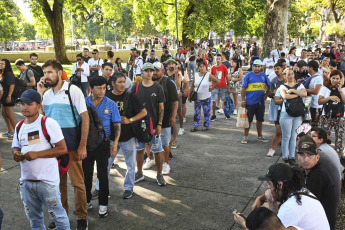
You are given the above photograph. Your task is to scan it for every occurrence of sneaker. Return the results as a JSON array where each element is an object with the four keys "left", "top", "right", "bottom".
[
  {"left": 7, "top": 133, "right": 13, "bottom": 140},
  {"left": 233, "top": 109, "right": 238, "bottom": 115},
  {"left": 48, "top": 221, "right": 56, "bottom": 230},
  {"left": 76, "top": 219, "right": 88, "bottom": 230},
  {"left": 171, "top": 140, "right": 177, "bottom": 149},
  {"left": 162, "top": 162, "right": 171, "bottom": 175},
  {"left": 211, "top": 115, "right": 217, "bottom": 121},
  {"left": 87, "top": 203, "right": 93, "bottom": 211},
  {"left": 111, "top": 163, "right": 116, "bottom": 169},
  {"left": 183, "top": 117, "right": 186, "bottom": 123},
  {"left": 257, "top": 136, "right": 269, "bottom": 143},
  {"left": 241, "top": 136, "right": 248, "bottom": 144},
  {"left": 169, "top": 152, "right": 173, "bottom": 159},
  {"left": 91, "top": 189, "right": 99, "bottom": 200},
  {"left": 135, "top": 172, "right": 144, "bottom": 183},
  {"left": 217, "top": 108, "right": 224, "bottom": 114},
  {"left": 123, "top": 190, "right": 133, "bottom": 199},
  {"left": 282, "top": 158, "right": 289, "bottom": 163},
  {"left": 178, "top": 128, "right": 185, "bottom": 135},
  {"left": 156, "top": 173, "right": 166, "bottom": 186},
  {"left": 143, "top": 157, "right": 155, "bottom": 169},
  {"left": 1, "top": 131, "right": 10, "bottom": 137},
  {"left": 225, "top": 114, "right": 231, "bottom": 119},
  {"left": 98, "top": 205, "right": 108, "bottom": 218},
  {"left": 289, "top": 158, "right": 298, "bottom": 166},
  {"left": 267, "top": 148, "right": 275, "bottom": 157}
]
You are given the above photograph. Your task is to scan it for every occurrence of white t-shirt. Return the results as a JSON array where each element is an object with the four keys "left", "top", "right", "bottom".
[
  {"left": 194, "top": 72, "right": 211, "bottom": 100},
  {"left": 72, "top": 62, "right": 90, "bottom": 83},
  {"left": 271, "top": 48, "right": 288, "bottom": 62},
  {"left": 134, "top": 56, "right": 143, "bottom": 75},
  {"left": 12, "top": 115, "right": 64, "bottom": 185},
  {"left": 269, "top": 71, "right": 277, "bottom": 82},
  {"left": 263, "top": 57, "right": 275, "bottom": 76},
  {"left": 318, "top": 86, "right": 345, "bottom": 116},
  {"left": 309, "top": 74, "right": 323, "bottom": 108},
  {"left": 300, "top": 58, "right": 309, "bottom": 64},
  {"left": 278, "top": 191, "right": 330, "bottom": 230},
  {"left": 276, "top": 84, "right": 305, "bottom": 113},
  {"left": 318, "top": 67, "right": 328, "bottom": 76},
  {"left": 88, "top": 58, "right": 103, "bottom": 76}
]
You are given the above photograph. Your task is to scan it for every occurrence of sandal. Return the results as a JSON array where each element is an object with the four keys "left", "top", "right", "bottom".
[
  {"left": 202, "top": 127, "right": 209, "bottom": 132},
  {"left": 191, "top": 128, "right": 199, "bottom": 132}
]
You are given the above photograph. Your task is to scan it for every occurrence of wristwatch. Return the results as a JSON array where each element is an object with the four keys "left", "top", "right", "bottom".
[{"left": 129, "top": 118, "right": 133, "bottom": 123}]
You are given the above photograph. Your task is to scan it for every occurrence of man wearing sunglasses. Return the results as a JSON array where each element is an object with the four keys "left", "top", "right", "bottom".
[
  {"left": 89, "top": 49, "right": 103, "bottom": 78},
  {"left": 72, "top": 53, "right": 90, "bottom": 97}
]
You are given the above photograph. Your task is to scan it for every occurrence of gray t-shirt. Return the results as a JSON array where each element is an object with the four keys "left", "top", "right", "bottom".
[{"left": 20, "top": 69, "right": 35, "bottom": 89}]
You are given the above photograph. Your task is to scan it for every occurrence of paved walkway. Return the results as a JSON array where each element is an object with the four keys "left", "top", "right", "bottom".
[{"left": 0, "top": 81, "right": 282, "bottom": 230}]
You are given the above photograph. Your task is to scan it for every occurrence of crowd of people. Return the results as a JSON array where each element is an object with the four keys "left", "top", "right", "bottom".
[{"left": 0, "top": 40, "right": 344, "bottom": 230}]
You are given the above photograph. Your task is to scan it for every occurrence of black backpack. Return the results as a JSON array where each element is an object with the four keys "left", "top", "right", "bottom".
[
  {"left": 12, "top": 76, "right": 28, "bottom": 99},
  {"left": 323, "top": 87, "right": 344, "bottom": 118},
  {"left": 66, "top": 84, "right": 106, "bottom": 152},
  {"left": 90, "top": 59, "right": 100, "bottom": 78},
  {"left": 27, "top": 66, "right": 43, "bottom": 90},
  {"left": 284, "top": 84, "right": 306, "bottom": 117}
]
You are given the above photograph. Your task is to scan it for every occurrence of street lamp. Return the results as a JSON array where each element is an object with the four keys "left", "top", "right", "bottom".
[
  {"left": 164, "top": 0, "right": 178, "bottom": 49},
  {"left": 113, "top": 22, "right": 117, "bottom": 50},
  {"left": 100, "top": 12, "right": 105, "bottom": 46}
]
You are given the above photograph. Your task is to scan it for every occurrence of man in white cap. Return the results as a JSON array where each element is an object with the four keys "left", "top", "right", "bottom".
[
  {"left": 270, "top": 42, "right": 287, "bottom": 63},
  {"left": 241, "top": 59, "right": 271, "bottom": 144}
]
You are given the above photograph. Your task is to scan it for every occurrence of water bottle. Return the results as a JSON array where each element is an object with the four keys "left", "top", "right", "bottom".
[{"left": 141, "top": 120, "right": 146, "bottom": 131}]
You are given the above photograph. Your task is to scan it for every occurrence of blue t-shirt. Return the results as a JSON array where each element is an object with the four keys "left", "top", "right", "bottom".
[
  {"left": 242, "top": 72, "right": 271, "bottom": 105},
  {"left": 85, "top": 96, "right": 121, "bottom": 138}
]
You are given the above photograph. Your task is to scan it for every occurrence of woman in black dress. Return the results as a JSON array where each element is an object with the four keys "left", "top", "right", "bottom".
[{"left": 0, "top": 59, "right": 17, "bottom": 139}]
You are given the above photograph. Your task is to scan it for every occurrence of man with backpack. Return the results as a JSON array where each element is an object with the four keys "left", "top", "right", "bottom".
[
  {"left": 37, "top": 59, "right": 90, "bottom": 230},
  {"left": 27, "top": 53, "right": 44, "bottom": 89},
  {"left": 89, "top": 49, "right": 103, "bottom": 78},
  {"left": 84, "top": 76, "right": 121, "bottom": 218},
  {"left": 12, "top": 89, "right": 70, "bottom": 229},
  {"left": 92, "top": 73, "right": 147, "bottom": 200},
  {"left": 132, "top": 62, "right": 166, "bottom": 186},
  {"left": 305, "top": 60, "right": 323, "bottom": 128},
  {"left": 15, "top": 59, "right": 36, "bottom": 89}
]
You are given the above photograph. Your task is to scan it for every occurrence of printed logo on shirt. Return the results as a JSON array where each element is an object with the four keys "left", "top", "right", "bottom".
[
  {"left": 104, "top": 107, "right": 110, "bottom": 114},
  {"left": 28, "top": 131, "right": 40, "bottom": 145},
  {"left": 116, "top": 101, "right": 124, "bottom": 112},
  {"left": 151, "top": 93, "right": 157, "bottom": 97},
  {"left": 216, "top": 71, "right": 222, "bottom": 80}
]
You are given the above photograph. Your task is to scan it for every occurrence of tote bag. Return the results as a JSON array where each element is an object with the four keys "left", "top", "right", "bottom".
[{"left": 236, "top": 107, "right": 249, "bottom": 128}]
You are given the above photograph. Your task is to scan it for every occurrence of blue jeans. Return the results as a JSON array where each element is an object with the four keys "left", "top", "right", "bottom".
[
  {"left": 279, "top": 112, "right": 302, "bottom": 159},
  {"left": 96, "top": 138, "right": 137, "bottom": 191},
  {"left": 81, "top": 82, "right": 88, "bottom": 98},
  {"left": 20, "top": 181, "right": 70, "bottom": 230},
  {"left": 188, "top": 63, "right": 196, "bottom": 80}
]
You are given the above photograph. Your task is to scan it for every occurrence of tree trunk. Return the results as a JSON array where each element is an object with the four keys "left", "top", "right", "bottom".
[
  {"left": 318, "top": 8, "right": 330, "bottom": 44},
  {"left": 261, "top": 0, "right": 289, "bottom": 60},
  {"left": 181, "top": 1, "right": 194, "bottom": 47},
  {"left": 39, "top": 0, "right": 69, "bottom": 64}
]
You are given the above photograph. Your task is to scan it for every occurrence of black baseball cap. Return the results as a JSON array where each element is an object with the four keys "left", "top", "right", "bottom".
[
  {"left": 296, "top": 135, "right": 318, "bottom": 155},
  {"left": 258, "top": 163, "right": 294, "bottom": 182}
]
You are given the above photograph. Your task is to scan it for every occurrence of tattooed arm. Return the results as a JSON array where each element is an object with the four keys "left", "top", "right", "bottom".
[
  {"left": 110, "top": 123, "right": 121, "bottom": 157},
  {"left": 156, "top": 102, "right": 164, "bottom": 135}
]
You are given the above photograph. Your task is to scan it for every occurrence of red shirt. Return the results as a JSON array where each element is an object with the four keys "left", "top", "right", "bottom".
[
  {"left": 211, "top": 64, "right": 228, "bottom": 88},
  {"left": 181, "top": 49, "right": 187, "bottom": 55}
]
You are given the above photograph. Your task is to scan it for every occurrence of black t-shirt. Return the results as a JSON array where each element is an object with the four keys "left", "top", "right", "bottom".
[
  {"left": 106, "top": 91, "right": 144, "bottom": 142},
  {"left": 222, "top": 61, "right": 231, "bottom": 69},
  {"left": 323, "top": 52, "right": 336, "bottom": 60},
  {"left": 105, "top": 77, "right": 113, "bottom": 94},
  {"left": 83, "top": 56, "right": 91, "bottom": 63},
  {"left": 131, "top": 82, "right": 165, "bottom": 127},
  {"left": 159, "top": 77, "right": 179, "bottom": 128},
  {"left": 304, "top": 163, "right": 337, "bottom": 229},
  {"left": 27, "top": 65, "right": 44, "bottom": 78},
  {"left": 161, "top": 54, "right": 171, "bottom": 64},
  {"left": 0, "top": 72, "right": 15, "bottom": 96}
]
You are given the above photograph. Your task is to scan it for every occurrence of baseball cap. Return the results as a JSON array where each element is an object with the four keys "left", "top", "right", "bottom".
[
  {"left": 153, "top": 62, "right": 164, "bottom": 70},
  {"left": 258, "top": 163, "right": 294, "bottom": 182},
  {"left": 296, "top": 136, "right": 318, "bottom": 155},
  {"left": 326, "top": 45, "right": 330, "bottom": 48},
  {"left": 130, "top": 47, "right": 137, "bottom": 51},
  {"left": 150, "top": 52, "right": 155, "bottom": 55},
  {"left": 142, "top": 63, "right": 155, "bottom": 71},
  {"left": 166, "top": 58, "right": 177, "bottom": 65},
  {"left": 277, "top": 42, "right": 283, "bottom": 45},
  {"left": 253, "top": 59, "right": 263, "bottom": 65},
  {"left": 16, "top": 89, "right": 41, "bottom": 104}
]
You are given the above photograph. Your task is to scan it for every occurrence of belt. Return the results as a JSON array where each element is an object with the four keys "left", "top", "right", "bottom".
[{"left": 27, "top": 180, "right": 41, "bottom": 182}]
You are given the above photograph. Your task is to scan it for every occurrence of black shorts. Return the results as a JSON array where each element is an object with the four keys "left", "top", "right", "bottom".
[
  {"left": 182, "top": 95, "right": 188, "bottom": 104},
  {"left": 310, "top": 108, "right": 322, "bottom": 123},
  {"left": 0, "top": 95, "right": 15, "bottom": 107},
  {"left": 246, "top": 100, "right": 265, "bottom": 123}
]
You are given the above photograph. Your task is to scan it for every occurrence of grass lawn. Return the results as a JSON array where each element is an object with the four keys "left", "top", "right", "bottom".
[{"left": 11, "top": 63, "right": 74, "bottom": 77}]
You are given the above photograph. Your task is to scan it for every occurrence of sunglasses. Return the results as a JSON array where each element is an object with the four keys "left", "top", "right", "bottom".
[
  {"left": 77, "top": 59, "right": 82, "bottom": 61},
  {"left": 92, "top": 53, "right": 97, "bottom": 55}
]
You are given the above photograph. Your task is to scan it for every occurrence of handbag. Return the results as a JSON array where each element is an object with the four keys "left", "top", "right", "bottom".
[{"left": 190, "top": 74, "right": 206, "bottom": 101}]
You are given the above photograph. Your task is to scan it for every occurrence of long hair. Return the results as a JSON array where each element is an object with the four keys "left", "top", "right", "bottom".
[
  {"left": 1, "top": 59, "right": 13, "bottom": 74},
  {"left": 326, "top": 70, "right": 343, "bottom": 89},
  {"left": 231, "top": 58, "right": 241, "bottom": 72}
]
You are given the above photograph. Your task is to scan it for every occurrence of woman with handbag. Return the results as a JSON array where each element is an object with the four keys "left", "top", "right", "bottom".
[{"left": 188, "top": 60, "right": 219, "bottom": 132}]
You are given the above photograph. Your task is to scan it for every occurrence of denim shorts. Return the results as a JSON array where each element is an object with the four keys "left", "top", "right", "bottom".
[
  {"left": 160, "top": 127, "right": 171, "bottom": 147},
  {"left": 211, "top": 88, "right": 227, "bottom": 102},
  {"left": 136, "top": 132, "right": 163, "bottom": 153}
]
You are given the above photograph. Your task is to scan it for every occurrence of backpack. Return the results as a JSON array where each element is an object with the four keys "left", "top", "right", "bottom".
[
  {"left": 301, "top": 75, "right": 317, "bottom": 89},
  {"left": 27, "top": 66, "right": 43, "bottom": 90},
  {"left": 66, "top": 84, "right": 106, "bottom": 152},
  {"left": 132, "top": 82, "right": 154, "bottom": 143},
  {"left": 12, "top": 76, "right": 28, "bottom": 99},
  {"left": 284, "top": 84, "right": 305, "bottom": 117},
  {"left": 16, "top": 116, "right": 70, "bottom": 176},
  {"left": 323, "top": 87, "right": 344, "bottom": 118},
  {"left": 224, "top": 95, "right": 235, "bottom": 116},
  {"left": 90, "top": 59, "right": 100, "bottom": 78}
]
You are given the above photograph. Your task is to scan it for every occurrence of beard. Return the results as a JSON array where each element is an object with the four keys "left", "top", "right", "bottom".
[
  {"left": 152, "top": 74, "right": 162, "bottom": 81},
  {"left": 168, "top": 67, "right": 174, "bottom": 71},
  {"left": 45, "top": 78, "right": 58, "bottom": 88}
]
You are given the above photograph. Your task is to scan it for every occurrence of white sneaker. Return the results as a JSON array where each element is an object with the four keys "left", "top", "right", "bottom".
[
  {"left": 143, "top": 157, "right": 155, "bottom": 170},
  {"left": 267, "top": 148, "right": 275, "bottom": 157},
  {"left": 183, "top": 117, "right": 186, "bottom": 123},
  {"left": 98, "top": 205, "right": 108, "bottom": 218},
  {"left": 233, "top": 109, "right": 238, "bottom": 115},
  {"left": 178, "top": 128, "right": 185, "bottom": 135},
  {"left": 162, "top": 162, "right": 171, "bottom": 175},
  {"left": 217, "top": 108, "right": 224, "bottom": 114}
]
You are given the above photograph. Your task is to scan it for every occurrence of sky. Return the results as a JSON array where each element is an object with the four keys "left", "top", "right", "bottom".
[{"left": 14, "top": 0, "right": 34, "bottom": 21}]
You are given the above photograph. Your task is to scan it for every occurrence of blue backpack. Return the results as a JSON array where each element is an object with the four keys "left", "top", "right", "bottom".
[
  {"left": 301, "top": 75, "right": 317, "bottom": 89},
  {"left": 224, "top": 96, "right": 235, "bottom": 116}
]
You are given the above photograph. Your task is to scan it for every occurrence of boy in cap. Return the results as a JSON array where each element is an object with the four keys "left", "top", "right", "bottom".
[{"left": 12, "top": 89, "right": 70, "bottom": 229}]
